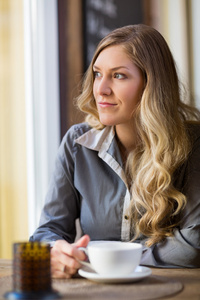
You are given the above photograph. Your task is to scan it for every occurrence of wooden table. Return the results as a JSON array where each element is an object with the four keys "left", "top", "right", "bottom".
[{"left": 0, "top": 259, "right": 199, "bottom": 300}]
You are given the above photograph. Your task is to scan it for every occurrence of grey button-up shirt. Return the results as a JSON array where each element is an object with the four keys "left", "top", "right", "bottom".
[{"left": 30, "top": 122, "right": 200, "bottom": 268}]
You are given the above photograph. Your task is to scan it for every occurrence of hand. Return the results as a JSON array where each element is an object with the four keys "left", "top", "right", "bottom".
[{"left": 50, "top": 235, "right": 90, "bottom": 278}]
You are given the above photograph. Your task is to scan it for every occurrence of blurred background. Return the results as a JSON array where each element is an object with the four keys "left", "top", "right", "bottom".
[{"left": 0, "top": 0, "right": 199, "bottom": 258}]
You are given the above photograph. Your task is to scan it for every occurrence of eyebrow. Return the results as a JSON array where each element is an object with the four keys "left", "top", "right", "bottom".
[{"left": 93, "top": 65, "right": 130, "bottom": 71}]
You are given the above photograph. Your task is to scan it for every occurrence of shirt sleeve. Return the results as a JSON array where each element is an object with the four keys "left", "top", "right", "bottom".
[
  {"left": 30, "top": 127, "right": 80, "bottom": 243},
  {"left": 140, "top": 134, "right": 200, "bottom": 268}
]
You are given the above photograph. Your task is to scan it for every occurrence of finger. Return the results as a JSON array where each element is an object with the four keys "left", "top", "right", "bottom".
[
  {"left": 71, "top": 235, "right": 90, "bottom": 260},
  {"left": 52, "top": 236, "right": 90, "bottom": 260},
  {"left": 52, "top": 250, "right": 81, "bottom": 270},
  {"left": 51, "top": 238, "right": 90, "bottom": 276},
  {"left": 74, "top": 235, "right": 90, "bottom": 248},
  {"left": 53, "top": 240, "right": 80, "bottom": 259},
  {"left": 63, "top": 265, "right": 77, "bottom": 276},
  {"left": 51, "top": 259, "right": 77, "bottom": 278},
  {"left": 61, "top": 244, "right": 86, "bottom": 262},
  {"left": 51, "top": 241, "right": 83, "bottom": 277},
  {"left": 51, "top": 258, "right": 63, "bottom": 272},
  {"left": 52, "top": 270, "right": 71, "bottom": 279}
]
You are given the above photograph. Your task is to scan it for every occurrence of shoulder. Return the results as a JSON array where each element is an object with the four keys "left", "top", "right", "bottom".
[
  {"left": 185, "top": 122, "right": 200, "bottom": 166},
  {"left": 57, "top": 123, "right": 92, "bottom": 157},
  {"left": 62, "top": 122, "right": 92, "bottom": 143},
  {"left": 186, "top": 122, "right": 200, "bottom": 142},
  {"left": 174, "top": 122, "right": 200, "bottom": 187}
]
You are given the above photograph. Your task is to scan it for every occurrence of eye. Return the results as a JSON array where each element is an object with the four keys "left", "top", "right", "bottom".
[
  {"left": 93, "top": 71, "right": 101, "bottom": 78},
  {"left": 114, "top": 73, "right": 127, "bottom": 79}
]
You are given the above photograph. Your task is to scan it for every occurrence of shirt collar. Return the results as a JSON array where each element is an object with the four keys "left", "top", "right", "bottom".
[
  {"left": 75, "top": 124, "right": 127, "bottom": 187},
  {"left": 75, "top": 126, "right": 115, "bottom": 152}
]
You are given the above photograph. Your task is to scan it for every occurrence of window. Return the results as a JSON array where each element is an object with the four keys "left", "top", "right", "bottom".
[{"left": 24, "top": 0, "right": 60, "bottom": 235}]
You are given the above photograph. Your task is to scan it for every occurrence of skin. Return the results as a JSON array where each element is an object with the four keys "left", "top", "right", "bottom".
[
  {"left": 51, "top": 235, "right": 90, "bottom": 278},
  {"left": 93, "top": 45, "right": 144, "bottom": 152},
  {"left": 51, "top": 45, "right": 144, "bottom": 278}
]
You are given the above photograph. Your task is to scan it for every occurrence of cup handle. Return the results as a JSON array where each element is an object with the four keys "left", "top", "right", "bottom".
[{"left": 78, "top": 247, "right": 94, "bottom": 270}]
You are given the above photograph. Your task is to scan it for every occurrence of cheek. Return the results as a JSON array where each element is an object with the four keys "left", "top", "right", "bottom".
[{"left": 124, "top": 88, "right": 142, "bottom": 109}]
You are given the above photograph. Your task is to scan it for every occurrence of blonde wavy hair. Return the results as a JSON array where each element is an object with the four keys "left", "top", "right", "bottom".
[{"left": 76, "top": 24, "right": 200, "bottom": 246}]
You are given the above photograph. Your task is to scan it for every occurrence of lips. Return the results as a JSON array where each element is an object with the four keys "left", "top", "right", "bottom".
[{"left": 98, "top": 102, "right": 117, "bottom": 108}]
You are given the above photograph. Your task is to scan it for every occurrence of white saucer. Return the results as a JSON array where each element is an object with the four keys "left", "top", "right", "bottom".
[{"left": 78, "top": 266, "right": 152, "bottom": 283}]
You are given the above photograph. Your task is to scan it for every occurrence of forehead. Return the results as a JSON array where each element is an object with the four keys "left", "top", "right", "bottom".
[{"left": 94, "top": 45, "right": 132, "bottom": 67}]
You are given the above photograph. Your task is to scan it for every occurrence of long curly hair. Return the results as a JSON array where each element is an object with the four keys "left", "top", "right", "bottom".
[{"left": 76, "top": 24, "right": 200, "bottom": 246}]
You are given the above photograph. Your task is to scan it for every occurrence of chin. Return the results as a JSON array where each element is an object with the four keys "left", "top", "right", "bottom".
[{"left": 100, "top": 121, "right": 116, "bottom": 126}]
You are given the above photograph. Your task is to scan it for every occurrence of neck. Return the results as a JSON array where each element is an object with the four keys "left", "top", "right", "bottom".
[{"left": 115, "top": 123, "right": 138, "bottom": 161}]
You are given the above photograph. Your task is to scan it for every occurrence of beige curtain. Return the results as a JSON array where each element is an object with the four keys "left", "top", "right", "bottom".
[{"left": 0, "top": 0, "right": 28, "bottom": 258}]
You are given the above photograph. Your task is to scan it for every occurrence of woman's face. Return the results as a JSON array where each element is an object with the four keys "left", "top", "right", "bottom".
[{"left": 93, "top": 45, "right": 144, "bottom": 127}]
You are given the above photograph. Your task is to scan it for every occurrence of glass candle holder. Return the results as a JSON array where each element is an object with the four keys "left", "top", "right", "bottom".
[{"left": 4, "top": 242, "right": 60, "bottom": 299}]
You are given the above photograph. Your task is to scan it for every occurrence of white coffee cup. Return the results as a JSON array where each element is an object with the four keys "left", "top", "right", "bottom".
[{"left": 79, "top": 241, "right": 142, "bottom": 276}]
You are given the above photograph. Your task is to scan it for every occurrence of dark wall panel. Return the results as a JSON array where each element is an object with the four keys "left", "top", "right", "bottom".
[{"left": 83, "top": 0, "right": 144, "bottom": 69}]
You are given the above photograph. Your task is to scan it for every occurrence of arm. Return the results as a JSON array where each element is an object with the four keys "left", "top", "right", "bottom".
[
  {"left": 29, "top": 127, "right": 90, "bottom": 278},
  {"left": 30, "top": 126, "right": 81, "bottom": 243},
  {"left": 141, "top": 134, "right": 200, "bottom": 268}
]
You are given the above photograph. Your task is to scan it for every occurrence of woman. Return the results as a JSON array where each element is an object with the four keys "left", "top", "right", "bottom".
[{"left": 30, "top": 24, "right": 200, "bottom": 278}]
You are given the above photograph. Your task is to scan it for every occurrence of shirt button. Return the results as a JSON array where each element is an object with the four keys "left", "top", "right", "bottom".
[{"left": 124, "top": 215, "right": 129, "bottom": 220}]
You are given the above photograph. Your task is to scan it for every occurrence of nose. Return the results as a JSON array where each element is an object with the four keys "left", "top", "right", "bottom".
[{"left": 97, "top": 77, "right": 112, "bottom": 96}]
